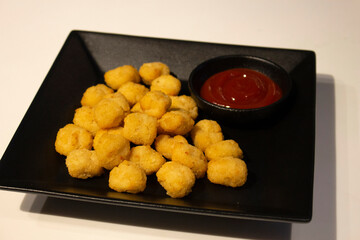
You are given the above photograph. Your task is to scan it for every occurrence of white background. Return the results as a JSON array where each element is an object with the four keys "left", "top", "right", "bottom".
[{"left": 1, "top": 0, "right": 359, "bottom": 239}]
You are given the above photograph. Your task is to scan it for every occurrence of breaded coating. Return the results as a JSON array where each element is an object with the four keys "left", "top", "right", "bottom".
[
  {"left": 158, "top": 110, "right": 194, "bottom": 136},
  {"left": 109, "top": 160, "right": 147, "bottom": 194},
  {"left": 130, "top": 102, "right": 143, "bottom": 113},
  {"left": 154, "top": 134, "right": 188, "bottom": 160},
  {"left": 129, "top": 145, "right": 166, "bottom": 175},
  {"left": 104, "top": 91, "right": 130, "bottom": 113},
  {"left": 94, "top": 97, "right": 126, "bottom": 129},
  {"left": 94, "top": 126, "right": 124, "bottom": 140},
  {"left": 207, "top": 157, "right": 247, "bottom": 187},
  {"left": 173, "top": 135, "right": 188, "bottom": 143},
  {"left": 123, "top": 112, "right": 158, "bottom": 145},
  {"left": 55, "top": 124, "right": 93, "bottom": 156},
  {"left": 191, "top": 119, "right": 223, "bottom": 152},
  {"left": 172, "top": 142, "right": 207, "bottom": 179},
  {"left": 205, "top": 139, "right": 243, "bottom": 161},
  {"left": 73, "top": 106, "right": 100, "bottom": 135},
  {"left": 81, "top": 84, "right": 114, "bottom": 107},
  {"left": 139, "top": 62, "right": 170, "bottom": 85},
  {"left": 93, "top": 130, "right": 130, "bottom": 170},
  {"left": 117, "top": 82, "right": 149, "bottom": 106},
  {"left": 139, "top": 90, "right": 171, "bottom": 118},
  {"left": 169, "top": 95, "right": 198, "bottom": 120},
  {"left": 106, "top": 126, "right": 124, "bottom": 136},
  {"left": 104, "top": 65, "right": 141, "bottom": 90},
  {"left": 150, "top": 75, "right": 181, "bottom": 96},
  {"left": 65, "top": 149, "right": 104, "bottom": 179},
  {"left": 156, "top": 161, "right": 195, "bottom": 198}
]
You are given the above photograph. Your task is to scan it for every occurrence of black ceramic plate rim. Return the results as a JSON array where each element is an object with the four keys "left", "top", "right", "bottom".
[{"left": 0, "top": 184, "right": 304, "bottom": 223}]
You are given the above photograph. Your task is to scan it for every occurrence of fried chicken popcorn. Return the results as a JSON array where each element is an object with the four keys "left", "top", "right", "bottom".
[
  {"left": 65, "top": 149, "right": 104, "bottom": 179},
  {"left": 158, "top": 110, "right": 194, "bottom": 136},
  {"left": 104, "top": 65, "right": 141, "bottom": 90},
  {"left": 109, "top": 160, "right": 147, "bottom": 194},
  {"left": 81, "top": 84, "right": 114, "bottom": 107},
  {"left": 205, "top": 140, "right": 243, "bottom": 161},
  {"left": 172, "top": 142, "right": 207, "bottom": 179},
  {"left": 94, "top": 95, "right": 128, "bottom": 129},
  {"left": 139, "top": 62, "right": 170, "bottom": 85},
  {"left": 129, "top": 145, "right": 166, "bottom": 175},
  {"left": 93, "top": 130, "right": 130, "bottom": 170},
  {"left": 73, "top": 106, "right": 100, "bottom": 135},
  {"left": 169, "top": 95, "right": 198, "bottom": 120},
  {"left": 154, "top": 134, "right": 188, "bottom": 160},
  {"left": 207, "top": 157, "right": 247, "bottom": 187},
  {"left": 191, "top": 119, "right": 224, "bottom": 152},
  {"left": 123, "top": 112, "right": 158, "bottom": 145},
  {"left": 55, "top": 61, "right": 249, "bottom": 198},
  {"left": 104, "top": 91, "right": 131, "bottom": 113},
  {"left": 55, "top": 124, "right": 93, "bottom": 156},
  {"left": 156, "top": 161, "right": 195, "bottom": 198},
  {"left": 139, "top": 90, "right": 171, "bottom": 118},
  {"left": 150, "top": 75, "right": 181, "bottom": 96},
  {"left": 117, "top": 82, "right": 149, "bottom": 106}
]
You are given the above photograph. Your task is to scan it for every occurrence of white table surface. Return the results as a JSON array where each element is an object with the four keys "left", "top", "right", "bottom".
[{"left": 1, "top": 0, "right": 359, "bottom": 239}]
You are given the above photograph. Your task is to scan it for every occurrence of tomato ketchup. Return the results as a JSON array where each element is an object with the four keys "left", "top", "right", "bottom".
[{"left": 200, "top": 68, "right": 282, "bottom": 109}]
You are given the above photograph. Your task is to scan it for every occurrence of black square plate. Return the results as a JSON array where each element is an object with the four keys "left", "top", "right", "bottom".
[{"left": 0, "top": 31, "right": 316, "bottom": 223}]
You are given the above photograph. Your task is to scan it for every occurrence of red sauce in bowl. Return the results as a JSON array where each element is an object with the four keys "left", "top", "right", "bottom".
[{"left": 200, "top": 68, "right": 282, "bottom": 109}]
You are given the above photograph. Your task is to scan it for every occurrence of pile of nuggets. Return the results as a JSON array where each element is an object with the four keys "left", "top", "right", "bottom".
[{"left": 55, "top": 62, "right": 248, "bottom": 198}]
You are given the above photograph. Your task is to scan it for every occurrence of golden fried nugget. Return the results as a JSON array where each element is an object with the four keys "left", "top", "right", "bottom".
[
  {"left": 55, "top": 124, "right": 93, "bottom": 156},
  {"left": 81, "top": 84, "right": 114, "bottom": 107},
  {"left": 65, "top": 149, "right": 104, "bottom": 179},
  {"left": 104, "top": 65, "right": 141, "bottom": 90},
  {"left": 172, "top": 142, "right": 207, "bottom": 178},
  {"left": 129, "top": 145, "right": 166, "bottom": 175},
  {"left": 109, "top": 160, "right": 147, "bottom": 194},
  {"left": 156, "top": 161, "right": 195, "bottom": 198},
  {"left": 123, "top": 112, "right": 158, "bottom": 145},
  {"left": 154, "top": 134, "right": 188, "bottom": 160},
  {"left": 158, "top": 110, "right": 194, "bottom": 136},
  {"left": 191, "top": 119, "right": 223, "bottom": 152},
  {"left": 205, "top": 139, "right": 243, "bottom": 161},
  {"left": 117, "top": 82, "right": 149, "bottom": 106},
  {"left": 104, "top": 91, "right": 130, "bottom": 113},
  {"left": 93, "top": 130, "right": 130, "bottom": 170},
  {"left": 169, "top": 95, "right": 198, "bottom": 119},
  {"left": 73, "top": 106, "right": 100, "bottom": 135},
  {"left": 207, "top": 157, "right": 247, "bottom": 187},
  {"left": 150, "top": 75, "right": 181, "bottom": 96},
  {"left": 94, "top": 98, "right": 125, "bottom": 129},
  {"left": 139, "top": 62, "right": 170, "bottom": 85},
  {"left": 139, "top": 90, "right": 171, "bottom": 118}
]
